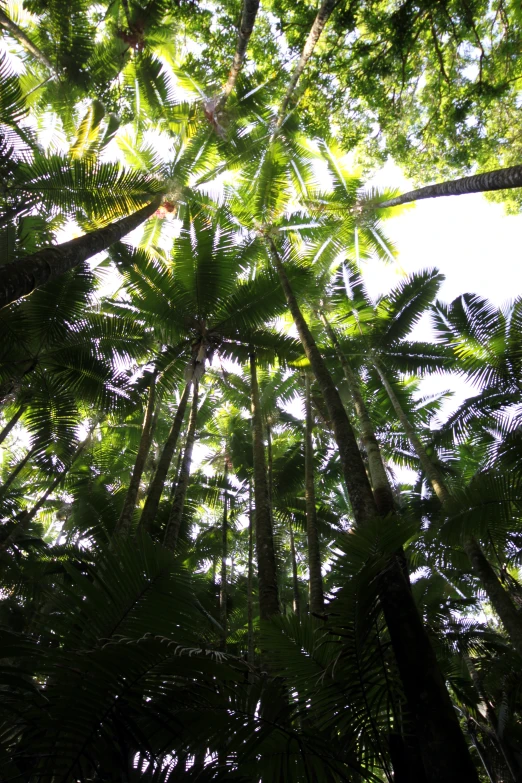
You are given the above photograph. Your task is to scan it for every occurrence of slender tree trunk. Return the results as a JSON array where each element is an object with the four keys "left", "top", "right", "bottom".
[
  {"left": 247, "top": 481, "right": 255, "bottom": 669},
  {"left": 289, "top": 522, "right": 300, "bottom": 614},
  {"left": 217, "top": 0, "right": 260, "bottom": 108},
  {"left": 0, "top": 195, "right": 162, "bottom": 310},
  {"left": 220, "top": 471, "right": 228, "bottom": 650},
  {"left": 0, "top": 8, "right": 55, "bottom": 71},
  {"left": 266, "top": 240, "right": 479, "bottom": 782},
  {"left": 274, "top": 0, "right": 337, "bottom": 131},
  {"left": 250, "top": 352, "right": 279, "bottom": 620},
  {"left": 304, "top": 374, "right": 325, "bottom": 614},
  {"left": 138, "top": 381, "right": 191, "bottom": 534},
  {"left": 0, "top": 406, "right": 24, "bottom": 446},
  {"left": 463, "top": 538, "right": 522, "bottom": 658},
  {"left": 0, "top": 445, "right": 37, "bottom": 497},
  {"left": 377, "top": 556, "right": 480, "bottom": 782},
  {"left": 114, "top": 374, "right": 158, "bottom": 537},
  {"left": 266, "top": 238, "right": 376, "bottom": 525},
  {"left": 378, "top": 164, "right": 522, "bottom": 208},
  {"left": 321, "top": 313, "right": 395, "bottom": 515},
  {"left": 374, "top": 358, "right": 522, "bottom": 658},
  {"left": 164, "top": 379, "right": 199, "bottom": 552},
  {"left": 266, "top": 422, "right": 274, "bottom": 507}
]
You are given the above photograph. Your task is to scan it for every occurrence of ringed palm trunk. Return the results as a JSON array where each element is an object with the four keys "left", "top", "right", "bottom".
[
  {"left": 250, "top": 351, "right": 279, "bottom": 620},
  {"left": 320, "top": 312, "right": 395, "bottom": 516},
  {"left": 304, "top": 374, "right": 325, "bottom": 614},
  {"left": 0, "top": 195, "right": 162, "bottom": 310},
  {"left": 266, "top": 240, "right": 479, "bottom": 782},
  {"left": 0, "top": 8, "right": 54, "bottom": 71},
  {"left": 374, "top": 358, "right": 522, "bottom": 658},
  {"left": 220, "top": 471, "right": 228, "bottom": 650},
  {"left": 266, "top": 238, "right": 376, "bottom": 525},
  {"left": 163, "top": 379, "right": 199, "bottom": 552},
  {"left": 288, "top": 522, "right": 300, "bottom": 614},
  {"left": 274, "top": 0, "right": 337, "bottom": 131},
  {"left": 138, "top": 380, "right": 192, "bottom": 534},
  {"left": 247, "top": 481, "right": 255, "bottom": 669},
  {"left": 114, "top": 373, "right": 158, "bottom": 537},
  {"left": 216, "top": 0, "right": 260, "bottom": 109},
  {"left": 378, "top": 164, "right": 522, "bottom": 208}
]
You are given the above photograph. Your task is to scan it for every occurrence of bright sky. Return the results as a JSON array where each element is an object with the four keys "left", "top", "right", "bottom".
[
  {"left": 361, "top": 160, "right": 522, "bottom": 421},
  {"left": 365, "top": 160, "right": 522, "bottom": 308}
]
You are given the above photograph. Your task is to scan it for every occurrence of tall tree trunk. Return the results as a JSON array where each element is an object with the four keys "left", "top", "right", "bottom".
[
  {"left": 374, "top": 358, "right": 522, "bottom": 658},
  {"left": 274, "top": 0, "right": 337, "bottom": 131},
  {"left": 0, "top": 8, "right": 55, "bottom": 71},
  {"left": 220, "top": 471, "right": 228, "bottom": 650},
  {"left": 164, "top": 379, "right": 199, "bottom": 552},
  {"left": 304, "top": 374, "right": 325, "bottom": 615},
  {"left": 463, "top": 538, "right": 522, "bottom": 658},
  {"left": 320, "top": 313, "right": 395, "bottom": 515},
  {"left": 378, "top": 164, "right": 522, "bottom": 208},
  {"left": 0, "top": 195, "right": 162, "bottom": 310},
  {"left": 266, "top": 240, "right": 479, "bottom": 782},
  {"left": 289, "top": 522, "right": 300, "bottom": 614},
  {"left": 250, "top": 352, "right": 279, "bottom": 620},
  {"left": 138, "top": 381, "right": 191, "bottom": 534},
  {"left": 114, "top": 373, "right": 158, "bottom": 537},
  {"left": 0, "top": 445, "right": 37, "bottom": 498},
  {"left": 217, "top": 0, "right": 260, "bottom": 108},
  {"left": 247, "top": 481, "right": 255, "bottom": 669},
  {"left": 266, "top": 238, "right": 376, "bottom": 525},
  {"left": 0, "top": 406, "right": 24, "bottom": 446}
]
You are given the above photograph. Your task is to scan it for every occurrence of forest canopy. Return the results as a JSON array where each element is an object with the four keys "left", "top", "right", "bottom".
[{"left": 1, "top": 0, "right": 522, "bottom": 780}]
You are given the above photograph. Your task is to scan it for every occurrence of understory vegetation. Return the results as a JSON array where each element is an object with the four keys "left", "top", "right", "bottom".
[{"left": 1, "top": 0, "right": 522, "bottom": 779}]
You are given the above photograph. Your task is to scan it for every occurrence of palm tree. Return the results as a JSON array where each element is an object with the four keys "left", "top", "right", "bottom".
[
  {"left": 336, "top": 269, "right": 522, "bottom": 659},
  {"left": 378, "top": 163, "right": 522, "bottom": 208},
  {"left": 250, "top": 350, "right": 280, "bottom": 619}
]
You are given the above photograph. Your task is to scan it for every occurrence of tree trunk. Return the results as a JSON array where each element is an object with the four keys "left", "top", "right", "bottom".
[
  {"left": 0, "top": 8, "right": 55, "bottom": 71},
  {"left": 375, "top": 359, "right": 522, "bottom": 658},
  {"left": 138, "top": 381, "right": 191, "bottom": 534},
  {"left": 114, "top": 374, "right": 158, "bottom": 537},
  {"left": 0, "top": 195, "right": 162, "bottom": 310},
  {"left": 321, "top": 313, "right": 395, "bottom": 515},
  {"left": 0, "top": 445, "right": 37, "bottom": 498},
  {"left": 164, "top": 379, "right": 199, "bottom": 552},
  {"left": 377, "top": 557, "right": 481, "bottom": 782},
  {"left": 378, "top": 164, "right": 522, "bottom": 208},
  {"left": 0, "top": 406, "right": 24, "bottom": 446},
  {"left": 463, "top": 538, "right": 522, "bottom": 659},
  {"left": 274, "top": 0, "right": 337, "bottom": 131},
  {"left": 250, "top": 351, "right": 279, "bottom": 620},
  {"left": 304, "top": 374, "right": 325, "bottom": 615},
  {"left": 220, "top": 471, "right": 228, "bottom": 650},
  {"left": 267, "top": 238, "right": 376, "bottom": 526},
  {"left": 266, "top": 240, "right": 479, "bottom": 782},
  {"left": 217, "top": 0, "right": 260, "bottom": 108},
  {"left": 289, "top": 522, "right": 300, "bottom": 614},
  {"left": 247, "top": 481, "right": 255, "bottom": 669}
]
